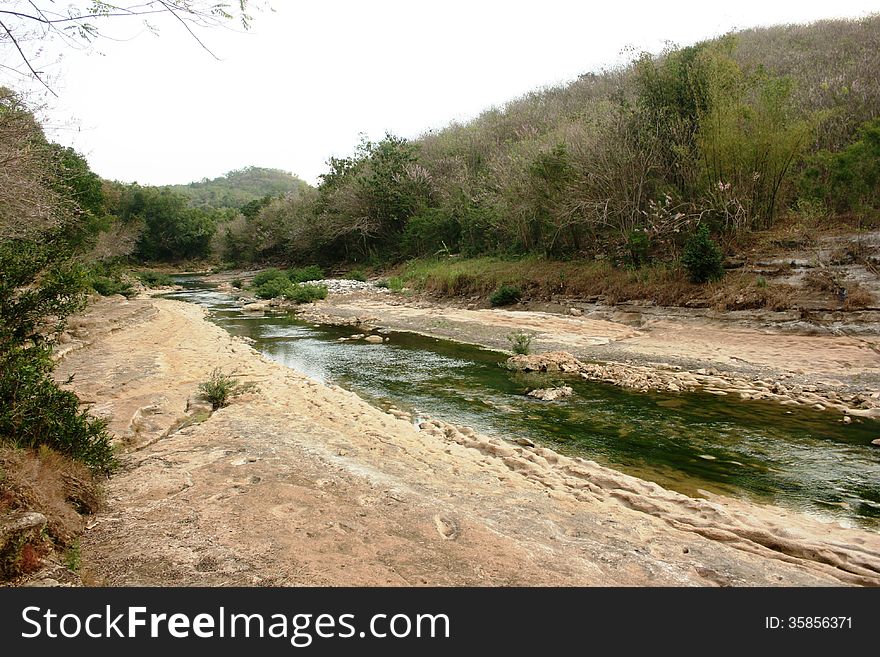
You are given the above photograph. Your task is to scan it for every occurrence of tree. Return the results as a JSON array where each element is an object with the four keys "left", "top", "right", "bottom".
[{"left": 0, "top": 1, "right": 259, "bottom": 93}]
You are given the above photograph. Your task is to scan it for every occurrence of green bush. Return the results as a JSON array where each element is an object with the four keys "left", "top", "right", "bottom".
[
  {"left": 799, "top": 117, "right": 880, "bottom": 213},
  {"left": 288, "top": 265, "right": 324, "bottom": 283},
  {"left": 348, "top": 269, "right": 367, "bottom": 282},
  {"left": 284, "top": 283, "right": 328, "bottom": 304},
  {"left": 90, "top": 276, "right": 134, "bottom": 298},
  {"left": 681, "top": 224, "right": 724, "bottom": 283},
  {"left": 507, "top": 331, "right": 533, "bottom": 355},
  {"left": 252, "top": 268, "right": 287, "bottom": 287},
  {"left": 198, "top": 368, "right": 258, "bottom": 410},
  {"left": 136, "top": 270, "right": 173, "bottom": 287},
  {"left": 624, "top": 230, "right": 651, "bottom": 268},
  {"left": 231, "top": 278, "right": 243, "bottom": 289},
  {"left": 254, "top": 276, "right": 294, "bottom": 299},
  {"left": 0, "top": 346, "right": 116, "bottom": 474},
  {"left": 490, "top": 285, "right": 522, "bottom": 306}
]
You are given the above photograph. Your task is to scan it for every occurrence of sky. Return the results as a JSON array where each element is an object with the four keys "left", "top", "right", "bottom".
[{"left": 9, "top": 0, "right": 879, "bottom": 186}]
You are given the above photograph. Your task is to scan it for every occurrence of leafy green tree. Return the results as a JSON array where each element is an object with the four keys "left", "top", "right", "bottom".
[{"left": 131, "top": 188, "right": 218, "bottom": 260}]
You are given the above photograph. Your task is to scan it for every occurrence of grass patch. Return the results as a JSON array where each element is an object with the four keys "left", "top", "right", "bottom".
[{"left": 395, "top": 256, "right": 702, "bottom": 306}]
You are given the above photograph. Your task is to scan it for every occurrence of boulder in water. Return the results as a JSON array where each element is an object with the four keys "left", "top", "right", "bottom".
[{"left": 527, "top": 386, "right": 574, "bottom": 401}]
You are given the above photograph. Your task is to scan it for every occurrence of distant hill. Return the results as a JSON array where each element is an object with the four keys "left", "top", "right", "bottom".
[{"left": 166, "top": 167, "right": 310, "bottom": 209}]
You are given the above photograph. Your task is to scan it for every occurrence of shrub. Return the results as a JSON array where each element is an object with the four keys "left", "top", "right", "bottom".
[
  {"left": 231, "top": 278, "right": 243, "bottom": 289},
  {"left": 288, "top": 265, "right": 324, "bottom": 283},
  {"left": 197, "top": 368, "right": 257, "bottom": 410},
  {"left": 136, "top": 270, "right": 173, "bottom": 287},
  {"left": 254, "top": 276, "right": 294, "bottom": 299},
  {"left": 681, "top": 224, "right": 724, "bottom": 283},
  {"left": 375, "top": 279, "right": 389, "bottom": 288},
  {"left": 800, "top": 117, "right": 880, "bottom": 213},
  {"left": 507, "top": 331, "right": 533, "bottom": 355},
  {"left": 348, "top": 269, "right": 367, "bottom": 282},
  {"left": 252, "top": 268, "right": 287, "bottom": 288},
  {"left": 0, "top": 346, "right": 116, "bottom": 474},
  {"left": 490, "top": 285, "right": 522, "bottom": 306},
  {"left": 284, "top": 283, "right": 328, "bottom": 304},
  {"left": 89, "top": 276, "right": 134, "bottom": 298},
  {"left": 624, "top": 230, "right": 651, "bottom": 268}
]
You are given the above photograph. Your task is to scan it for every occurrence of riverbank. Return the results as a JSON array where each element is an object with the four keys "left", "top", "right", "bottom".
[{"left": 48, "top": 294, "right": 880, "bottom": 586}]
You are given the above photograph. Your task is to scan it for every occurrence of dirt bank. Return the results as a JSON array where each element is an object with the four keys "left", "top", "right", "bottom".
[{"left": 50, "top": 295, "right": 880, "bottom": 586}]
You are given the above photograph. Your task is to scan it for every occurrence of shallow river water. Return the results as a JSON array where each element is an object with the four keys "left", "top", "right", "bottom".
[{"left": 166, "top": 279, "right": 880, "bottom": 528}]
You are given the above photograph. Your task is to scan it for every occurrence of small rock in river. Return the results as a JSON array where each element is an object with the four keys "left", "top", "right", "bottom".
[{"left": 527, "top": 386, "right": 573, "bottom": 401}]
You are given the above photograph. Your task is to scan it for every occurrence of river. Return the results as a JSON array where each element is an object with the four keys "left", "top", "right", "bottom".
[{"left": 165, "top": 278, "right": 880, "bottom": 528}]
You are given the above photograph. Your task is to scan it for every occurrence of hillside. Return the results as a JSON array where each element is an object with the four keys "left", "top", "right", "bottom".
[
  {"left": 220, "top": 13, "right": 880, "bottom": 304},
  {"left": 167, "top": 166, "right": 310, "bottom": 209}
]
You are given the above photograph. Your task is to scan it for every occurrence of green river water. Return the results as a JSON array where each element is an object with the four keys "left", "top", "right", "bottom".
[{"left": 166, "top": 279, "right": 880, "bottom": 528}]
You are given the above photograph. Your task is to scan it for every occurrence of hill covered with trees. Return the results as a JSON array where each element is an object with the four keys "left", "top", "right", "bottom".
[
  {"left": 166, "top": 167, "right": 310, "bottom": 210},
  {"left": 219, "top": 14, "right": 879, "bottom": 305}
]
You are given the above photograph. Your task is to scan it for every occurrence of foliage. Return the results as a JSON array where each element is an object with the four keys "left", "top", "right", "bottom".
[
  {"left": 624, "top": 230, "right": 651, "bottom": 268},
  {"left": 84, "top": 261, "right": 134, "bottom": 298},
  {"left": 64, "top": 541, "right": 81, "bottom": 572},
  {"left": 129, "top": 188, "right": 219, "bottom": 261},
  {"left": 799, "top": 117, "right": 880, "bottom": 213},
  {"left": 0, "top": 345, "right": 116, "bottom": 474},
  {"left": 0, "top": 88, "right": 115, "bottom": 474},
  {"left": 90, "top": 276, "right": 134, "bottom": 297},
  {"left": 167, "top": 168, "right": 309, "bottom": 210},
  {"left": 210, "top": 17, "right": 880, "bottom": 275},
  {"left": 136, "top": 271, "right": 173, "bottom": 287},
  {"left": 198, "top": 368, "right": 258, "bottom": 410},
  {"left": 507, "top": 331, "right": 533, "bottom": 355},
  {"left": 490, "top": 285, "right": 522, "bottom": 306},
  {"left": 348, "top": 269, "right": 367, "bottom": 282},
  {"left": 287, "top": 265, "right": 324, "bottom": 283},
  {"left": 231, "top": 278, "right": 243, "bottom": 289},
  {"left": 252, "top": 268, "right": 287, "bottom": 287},
  {"left": 681, "top": 224, "right": 725, "bottom": 283},
  {"left": 284, "top": 283, "right": 328, "bottom": 304},
  {"left": 376, "top": 277, "right": 404, "bottom": 292},
  {"left": 254, "top": 275, "right": 294, "bottom": 299}
]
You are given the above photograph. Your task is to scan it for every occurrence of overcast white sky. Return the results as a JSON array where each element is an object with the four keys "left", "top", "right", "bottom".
[{"left": 18, "top": 0, "right": 880, "bottom": 185}]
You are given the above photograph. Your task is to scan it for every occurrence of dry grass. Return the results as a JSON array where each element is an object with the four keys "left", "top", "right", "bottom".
[
  {"left": 708, "top": 275, "right": 797, "bottom": 311},
  {"left": 0, "top": 446, "right": 100, "bottom": 547},
  {"left": 844, "top": 284, "right": 875, "bottom": 310},
  {"left": 397, "top": 256, "right": 806, "bottom": 311},
  {"left": 398, "top": 256, "right": 703, "bottom": 305}
]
